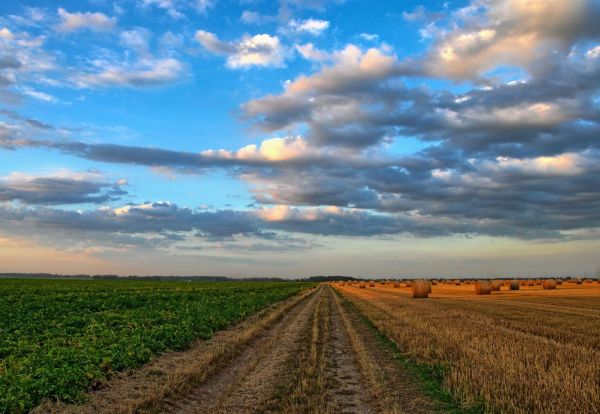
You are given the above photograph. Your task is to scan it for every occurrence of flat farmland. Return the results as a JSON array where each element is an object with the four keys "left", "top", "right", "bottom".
[
  {"left": 3, "top": 279, "right": 599, "bottom": 413},
  {"left": 0, "top": 279, "right": 312, "bottom": 413},
  {"left": 335, "top": 281, "right": 600, "bottom": 413}
]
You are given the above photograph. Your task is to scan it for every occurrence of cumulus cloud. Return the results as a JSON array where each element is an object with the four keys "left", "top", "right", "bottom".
[
  {"left": 56, "top": 8, "right": 117, "bottom": 32},
  {"left": 202, "top": 136, "right": 316, "bottom": 161},
  {"left": 420, "top": 0, "right": 600, "bottom": 80},
  {"left": 195, "top": 30, "right": 286, "bottom": 68},
  {"left": 242, "top": 44, "right": 414, "bottom": 147},
  {"left": 2, "top": 0, "right": 600, "bottom": 249}
]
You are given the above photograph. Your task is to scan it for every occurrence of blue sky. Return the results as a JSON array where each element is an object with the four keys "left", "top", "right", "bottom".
[{"left": 1, "top": 0, "right": 600, "bottom": 277}]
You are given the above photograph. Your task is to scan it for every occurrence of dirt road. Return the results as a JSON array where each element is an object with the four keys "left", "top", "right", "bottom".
[
  {"left": 157, "top": 285, "right": 436, "bottom": 413},
  {"left": 47, "top": 285, "right": 437, "bottom": 414}
]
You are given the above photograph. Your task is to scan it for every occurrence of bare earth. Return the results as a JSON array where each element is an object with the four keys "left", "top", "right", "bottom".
[{"left": 42, "top": 285, "right": 438, "bottom": 414}]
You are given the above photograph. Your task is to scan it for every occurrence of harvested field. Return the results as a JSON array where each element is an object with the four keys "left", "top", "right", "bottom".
[{"left": 335, "top": 281, "right": 600, "bottom": 413}]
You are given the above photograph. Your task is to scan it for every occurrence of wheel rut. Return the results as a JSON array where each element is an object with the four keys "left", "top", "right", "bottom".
[
  {"left": 161, "top": 286, "right": 324, "bottom": 413},
  {"left": 162, "top": 285, "right": 438, "bottom": 413}
]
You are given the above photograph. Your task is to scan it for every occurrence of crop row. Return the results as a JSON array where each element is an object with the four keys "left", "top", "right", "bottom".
[{"left": 0, "top": 279, "right": 312, "bottom": 413}]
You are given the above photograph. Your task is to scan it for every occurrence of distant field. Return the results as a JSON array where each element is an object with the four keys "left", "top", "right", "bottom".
[
  {"left": 0, "top": 279, "right": 312, "bottom": 412},
  {"left": 335, "top": 281, "right": 600, "bottom": 413}
]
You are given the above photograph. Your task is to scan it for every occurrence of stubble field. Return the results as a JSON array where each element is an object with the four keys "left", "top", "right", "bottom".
[{"left": 335, "top": 280, "right": 600, "bottom": 413}]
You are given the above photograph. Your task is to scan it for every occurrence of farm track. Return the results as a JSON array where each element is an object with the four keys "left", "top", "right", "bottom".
[
  {"left": 159, "top": 285, "right": 437, "bottom": 413},
  {"left": 48, "top": 284, "right": 437, "bottom": 413}
]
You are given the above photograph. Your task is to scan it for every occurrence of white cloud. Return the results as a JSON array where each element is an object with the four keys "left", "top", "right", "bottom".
[
  {"left": 119, "top": 29, "right": 152, "bottom": 55},
  {"left": 285, "top": 18, "right": 329, "bottom": 36},
  {"left": 358, "top": 33, "right": 378, "bottom": 41},
  {"left": 195, "top": 0, "right": 215, "bottom": 14},
  {"left": 0, "top": 27, "right": 14, "bottom": 40},
  {"left": 586, "top": 45, "right": 600, "bottom": 59},
  {"left": 295, "top": 43, "right": 329, "bottom": 61},
  {"left": 240, "top": 10, "right": 275, "bottom": 25},
  {"left": 19, "top": 87, "right": 58, "bottom": 103},
  {"left": 490, "top": 153, "right": 590, "bottom": 176},
  {"left": 138, "top": 0, "right": 215, "bottom": 18},
  {"left": 202, "top": 136, "right": 315, "bottom": 161},
  {"left": 195, "top": 30, "right": 286, "bottom": 68},
  {"left": 73, "top": 58, "right": 186, "bottom": 88},
  {"left": 284, "top": 45, "right": 397, "bottom": 95},
  {"left": 56, "top": 8, "right": 116, "bottom": 32}
]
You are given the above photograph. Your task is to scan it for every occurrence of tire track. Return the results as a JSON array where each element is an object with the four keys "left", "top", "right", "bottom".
[{"left": 160, "top": 286, "right": 324, "bottom": 413}]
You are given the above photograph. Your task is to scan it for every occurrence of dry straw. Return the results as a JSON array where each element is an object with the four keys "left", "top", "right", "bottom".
[
  {"left": 475, "top": 280, "right": 492, "bottom": 295},
  {"left": 491, "top": 280, "right": 502, "bottom": 291},
  {"left": 412, "top": 280, "right": 430, "bottom": 298}
]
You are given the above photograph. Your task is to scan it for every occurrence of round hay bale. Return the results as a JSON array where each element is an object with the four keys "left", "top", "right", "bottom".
[
  {"left": 520, "top": 280, "right": 527, "bottom": 286},
  {"left": 393, "top": 282, "right": 400, "bottom": 288},
  {"left": 556, "top": 280, "right": 563, "bottom": 285},
  {"left": 575, "top": 278, "right": 583, "bottom": 284},
  {"left": 454, "top": 279, "right": 461, "bottom": 286},
  {"left": 359, "top": 282, "right": 366, "bottom": 289},
  {"left": 412, "top": 280, "right": 430, "bottom": 298},
  {"left": 368, "top": 281, "right": 375, "bottom": 287},
  {"left": 542, "top": 279, "right": 557, "bottom": 290},
  {"left": 527, "top": 279, "right": 535, "bottom": 286},
  {"left": 491, "top": 280, "right": 502, "bottom": 291},
  {"left": 475, "top": 280, "right": 492, "bottom": 295},
  {"left": 509, "top": 281, "right": 520, "bottom": 290},
  {"left": 405, "top": 281, "right": 412, "bottom": 287}
]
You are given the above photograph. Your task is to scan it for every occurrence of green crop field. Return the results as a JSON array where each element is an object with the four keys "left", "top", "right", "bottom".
[{"left": 0, "top": 278, "right": 312, "bottom": 413}]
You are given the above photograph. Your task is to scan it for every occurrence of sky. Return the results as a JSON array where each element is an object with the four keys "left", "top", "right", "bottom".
[{"left": 1, "top": 0, "right": 599, "bottom": 278}]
